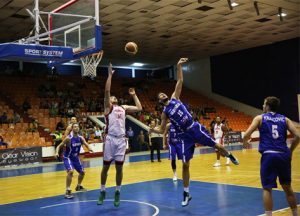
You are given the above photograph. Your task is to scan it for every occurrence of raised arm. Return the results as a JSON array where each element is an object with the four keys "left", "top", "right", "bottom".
[
  {"left": 243, "top": 115, "right": 262, "bottom": 148},
  {"left": 122, "top": 88, "right": 142, "bottom": 113},
  {"left": 104, "top": 63, "right": 114, "bottom": 113},
  {"left": 171, "top": 58, "right": 188, "bottom": 100},
  {"left": 286, "top": 118, "right": 300, "bottom": 154},
  {"left": 63, "top": 125, "right": 72, "bottom": 138}
]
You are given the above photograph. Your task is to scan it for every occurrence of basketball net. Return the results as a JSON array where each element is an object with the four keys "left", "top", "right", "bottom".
[{"left": 80, "top": 50, "right": 103, "bottom": 78}]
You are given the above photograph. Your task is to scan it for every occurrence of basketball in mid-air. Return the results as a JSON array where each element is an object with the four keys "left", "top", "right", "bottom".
[{"left": 125, "top": 42, "right": 138, "bottom": 55}]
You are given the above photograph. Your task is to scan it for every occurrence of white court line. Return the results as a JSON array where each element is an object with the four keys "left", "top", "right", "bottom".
[
  {"left": 257, "top": 204, "right": 300, "bottom": 216},
  {"left": 40, "top": 199, "right": 160, "bottom": 216}
]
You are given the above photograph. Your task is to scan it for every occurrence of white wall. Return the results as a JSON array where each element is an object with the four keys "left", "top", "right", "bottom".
[{"left": 178, "top": 58, "right": 262, "bottom": 117}]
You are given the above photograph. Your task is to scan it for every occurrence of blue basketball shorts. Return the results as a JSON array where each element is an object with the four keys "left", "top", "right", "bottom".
[
  {"left": 260, "top": 151, "right": 291, "bottom": 188},
  {"left": 64, "top": 156, "right": 84, "bottom": 174}
]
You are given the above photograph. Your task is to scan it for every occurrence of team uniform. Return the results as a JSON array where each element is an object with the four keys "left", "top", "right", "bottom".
[
  {"left": 63, "top": 134, "right": 85, "bottom": 174},
  {"left": 168, "top": 123, "right": 183, "bottom": 160},
  {"left": 163, "top": 98, "right": 216, "bottom": 162},
  {"left": 104, "top": 105, "right": 127, "bottom": 164},
  {"left": 259, "top": 112, "right": 291, "bottom": 188},
  {"left": 214, "top": 123, "right": 225, "bottom": 145}
]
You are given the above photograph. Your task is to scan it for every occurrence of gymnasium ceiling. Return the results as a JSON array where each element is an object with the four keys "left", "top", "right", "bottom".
[{"left": 0, "top": 0, "right": 299, "bottom": 68}]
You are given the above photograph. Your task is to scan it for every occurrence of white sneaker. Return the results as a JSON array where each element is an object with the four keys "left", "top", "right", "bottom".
[
  {"left": 173, "top": 175, "right": 178, "bottom": 181},
  {"left": 226, "top": 158, "right": 230, "bottom": 165},
  {"left": 213, "top": 161, "right": 221, "bottom": 167}
]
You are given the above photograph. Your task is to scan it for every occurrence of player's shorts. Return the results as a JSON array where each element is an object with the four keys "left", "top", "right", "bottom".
[
  {"left": 260, "top": 151, "right": 291, "bottom": 188},
  {"left": 168, "top": 141, "right": 183, "bottom": 161},
  {"left": 183, "top": 122, "right": 216, "bottom": 147},
  {"left": 63, "top": 156, "right": 84, "bottom": 174},
  {"left": 103, "top": 134, "right": 127, "bottom": 164}
]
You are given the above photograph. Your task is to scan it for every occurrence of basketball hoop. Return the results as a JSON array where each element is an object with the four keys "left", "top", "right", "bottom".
[{"left": 80, "top": 50, "right": 103, "bottom": 78}]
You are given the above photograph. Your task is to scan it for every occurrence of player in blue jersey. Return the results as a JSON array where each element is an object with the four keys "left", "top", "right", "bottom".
[
  {"left": 150, "top": 58, "right": 239, "bottom": 207},
  {"left": 243, "top": 96, "right": 300, "bottom": 216},
  {"left": 163, "top": 122, "right": 184, "bottom": 181},
  {"left": 56, "top": 123, "right": 93, "bottom": 199}
]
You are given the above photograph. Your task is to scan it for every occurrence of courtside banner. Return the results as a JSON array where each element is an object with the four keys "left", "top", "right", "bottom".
[
  {"left": 0, "top": 147, "right": 42, "bottom": 166},
  {"left": 224, "top": 131, "right": 242, "bottom": 144},
  {"left": 0, "top": 43, "right": 73, "bottom": 60}
]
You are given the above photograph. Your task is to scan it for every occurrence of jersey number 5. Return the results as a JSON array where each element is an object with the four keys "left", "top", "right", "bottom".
[{"left": 272, "top": 125, "right": 279, "bottom": 139}]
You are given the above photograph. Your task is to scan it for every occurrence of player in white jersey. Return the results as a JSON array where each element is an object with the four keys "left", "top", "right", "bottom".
[
  {"left": 97, "top": 63, "right": 142, "bottom": 207},
  {"left": 213, "top": 117, "right": 230, "bottom": 167}
]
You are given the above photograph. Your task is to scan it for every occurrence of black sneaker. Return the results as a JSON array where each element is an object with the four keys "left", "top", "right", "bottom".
[
  {"left": 75, "top": 185, "right": 87, "bottom": 192},
  {"left": 97, "top": 191, "right": 106, "bottom": 205},
  {"left": 65, "top": 190, "right": 74, "bottom": 199},
  {"left": 227, "top": 153, "right": 239, "bottom": 165},
  {"left": 114, "top": 190, "right": 120, "bottom": 207},
  {"left": 181, "top": 191, "right": 192, "bottom": 207}
]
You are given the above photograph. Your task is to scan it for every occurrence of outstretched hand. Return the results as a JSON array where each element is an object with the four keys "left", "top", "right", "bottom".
[
  {"left": 177, "top": 58, "right": 188, "bottom": 65},
  {"left": 108, "top": 63, "right": 115, "bottom": 76},
  {"left": 128, "top": 88, "right": 136, "bottom": 96}
]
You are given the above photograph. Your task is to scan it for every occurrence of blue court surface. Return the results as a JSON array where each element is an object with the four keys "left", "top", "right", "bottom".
[{"left": 1, "top": 179, "right": 299, "bottom": 216}]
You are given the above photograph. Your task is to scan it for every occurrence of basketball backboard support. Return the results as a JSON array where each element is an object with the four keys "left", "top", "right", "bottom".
[{"left": 0, "top": 0, "right": 102, "bottom": 67}]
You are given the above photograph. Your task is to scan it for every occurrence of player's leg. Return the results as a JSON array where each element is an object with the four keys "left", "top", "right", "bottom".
[
  {"left": 73, "top": 157, "right": 87, "bottom": 192},
  {"left": 168, "top": 143, "right": 177, "bottom": 181},
  {"left": 180, "top": 139, "right": 194, "bottom": 207},
  {"left": 261, "top": 153, "right": 278, "bottom": 215},
  {"left": 214, "top": 138, "right": 221, "bottom": 167},
  {"left": 113, "top": 137, "right": 127, "bottom": 207},
  {"left": 263, "top": 188, "right": 273, "bottom": 215},
  {"left": 63, "top": 157, "right": 75, "bottom": 199},
  {"left": 171, "top": 160, "right": 177, "bottom": 181},
  {"left": 191, "top": 123, "right": 239, "bottom": 165},
  {"left": 97, "top": 136, "right": 113, "bottom": 205},
  {"left": 281, "top": 185, "right": 298, "bottom": 216},
  {"left": 278, "top": 152, "right": 298, "bottom": 216}
]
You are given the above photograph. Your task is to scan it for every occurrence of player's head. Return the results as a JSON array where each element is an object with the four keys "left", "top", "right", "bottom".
[
  {"left": 263, "top": 96, "right": 280, "bottom": 113},
  {"left": 157, "top": 92, "right": 169, "bottom": 105},
  {"left": 216, "top": 116, "right": 221, "bottom": 124},
  {"left": 71, "top": 123, "right": 80, "bottom": 133},
  {"left": 110, "top": 96, "right": 118, "bottom": 105},
  {"left": 70, "top": 117, "right": 77, "bottom": 124}
]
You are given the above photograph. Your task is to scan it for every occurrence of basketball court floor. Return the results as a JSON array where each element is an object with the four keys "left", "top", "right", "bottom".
[{"left": 1, "top": 146, "right": 299, "bottom": 216}]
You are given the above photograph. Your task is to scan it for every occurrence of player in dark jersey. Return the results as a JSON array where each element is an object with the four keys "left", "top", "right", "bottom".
[
  {"left": 150, "top": 58, "right": 239, "bottom": 207},
  {"left": 56, "top": 123, "right": 93, "bottom": 199},
  {"left": 243, "top": 96, "right": 300, "bottom": 216},
  {"left": 163, "top": 122, "right": 184, "bottom": 181}
]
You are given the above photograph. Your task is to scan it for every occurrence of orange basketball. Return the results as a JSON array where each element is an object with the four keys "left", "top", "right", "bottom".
[{"left": 125, "top": 42, "right": 138, "bottom": 55}]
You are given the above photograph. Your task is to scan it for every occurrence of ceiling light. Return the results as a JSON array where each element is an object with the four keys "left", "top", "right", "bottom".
[
  {"left": 231, "top": 2, "right": 239, "bottom": 7},
  {"left": 132, "top": 63, "right": 144, "bottom": 67}
]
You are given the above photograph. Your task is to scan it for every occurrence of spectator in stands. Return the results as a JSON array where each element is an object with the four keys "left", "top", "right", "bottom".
[
  {"left": 0, "top": 112, "right": 8, "bottom": 124},
  {"left": 137, "top": 130, "right": 149, "bottom": 152},
  {"left": 22, "top": 97, "right": 31, "bottom": 113},
  {"left": 51, "top": 130, "right": 63, "bottom": 161},
  {"left": 148, "top": 120, "right": 161, "bottom": 162},
  {"left": 126, "top": 127, "right": 134, "bottom": 151},
  {"left": 11, "top": 111, "right": 20, "bottom": 124},
  {"left": 0, "top": 134, "right": 8, "bottom": 148},
  {"left": 56, "top": 120, "right": 65, "bottom": 131},
  {"left": 27, "top": 120, "right": 38, "bottom": 132},
  {"left": 94, "top": 125, "right": 103, "bottom": 140}
]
